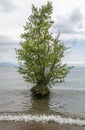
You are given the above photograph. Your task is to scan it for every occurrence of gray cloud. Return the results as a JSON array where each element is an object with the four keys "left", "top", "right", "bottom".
[
  {"left": 0, "top": 35, "right": 18, "bottom": 63},
  {"left": 0, "top": 0, "right": 17, "bottom": 13},
  {"left": 0, "top": 35, "right": 18, "bottom": 45},
  {"left": 53, "top": 8, "right": 84, "bottom": 34}
]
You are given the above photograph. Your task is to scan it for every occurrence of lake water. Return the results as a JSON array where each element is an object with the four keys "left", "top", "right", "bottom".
[{"left": 0, "top": 66, "right": 85, "bottom": 125}]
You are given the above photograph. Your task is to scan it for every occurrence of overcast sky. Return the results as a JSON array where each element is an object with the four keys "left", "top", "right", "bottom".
[{"left": 0, "top": 0, "right": 85, "bottom": 65}]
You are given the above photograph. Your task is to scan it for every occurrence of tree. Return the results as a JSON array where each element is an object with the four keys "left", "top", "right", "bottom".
[{"left": 16, "top": 1, "right": 71, "bottom": 97}]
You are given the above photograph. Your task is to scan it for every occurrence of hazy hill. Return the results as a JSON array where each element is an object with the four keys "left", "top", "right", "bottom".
[{"left": 0, "top": 62, "right": 16, "bottom": 66}]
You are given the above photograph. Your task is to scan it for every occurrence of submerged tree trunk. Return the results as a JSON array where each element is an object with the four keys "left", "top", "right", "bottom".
[{"left": 31, "top": 85, "right": 50, "bottom": 98}]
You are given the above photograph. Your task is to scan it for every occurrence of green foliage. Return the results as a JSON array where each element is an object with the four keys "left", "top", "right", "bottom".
[{"left": 16, "top": 1, "right": 70, "bottom": 87}]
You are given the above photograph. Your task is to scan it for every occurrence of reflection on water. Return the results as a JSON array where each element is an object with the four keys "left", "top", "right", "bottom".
[
  {"left": 28, "top": 95, "right": 57, "bottom": 115},
  {"left": 21, "top": 91, "right": 57, "bottom": 115}
]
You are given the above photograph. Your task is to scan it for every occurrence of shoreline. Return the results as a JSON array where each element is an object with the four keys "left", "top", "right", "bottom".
[{"left": 0, "top": 121, "right": 85, "bottom": 130}]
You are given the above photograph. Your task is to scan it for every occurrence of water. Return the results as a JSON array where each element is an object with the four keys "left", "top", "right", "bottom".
[{"left": 0, "top": 66, "right": 85, "bottom": 125}]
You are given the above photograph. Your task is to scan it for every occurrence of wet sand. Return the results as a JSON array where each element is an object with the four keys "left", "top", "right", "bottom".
[{"left": 0, "top": 121, "right": 85, "bottom": 130}]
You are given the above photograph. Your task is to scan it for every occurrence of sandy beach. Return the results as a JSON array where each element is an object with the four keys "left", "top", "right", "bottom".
[{"left": 0, "top": 121, "right": 85, "bottom": 130}]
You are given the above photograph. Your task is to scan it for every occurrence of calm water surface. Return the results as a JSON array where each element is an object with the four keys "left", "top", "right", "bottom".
[{"left": 0, "top": 66, "right": 85, "bottom": 120}]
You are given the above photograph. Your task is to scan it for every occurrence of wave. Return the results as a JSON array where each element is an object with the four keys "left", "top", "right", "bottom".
[{"left": 0, "top": 114, "right": 85, "bottom": 126}]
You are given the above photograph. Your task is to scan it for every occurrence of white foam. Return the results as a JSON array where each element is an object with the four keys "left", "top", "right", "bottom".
[{"left": 0, "top": 114, "right": 85, "bottom": 126}]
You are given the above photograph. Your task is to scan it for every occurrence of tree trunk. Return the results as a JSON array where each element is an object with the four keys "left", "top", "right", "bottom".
[{"left": 31, "top": 85, "right": 50, "bottom": 98}]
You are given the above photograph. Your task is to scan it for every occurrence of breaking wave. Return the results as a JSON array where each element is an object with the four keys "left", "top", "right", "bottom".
[{"left": 0, "top": 114, "right": 85, "bottom": 126}]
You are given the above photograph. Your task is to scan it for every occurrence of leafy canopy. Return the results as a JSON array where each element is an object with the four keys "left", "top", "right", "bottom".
[{"left": 16, "top": 1, "right": 70, "bottom": 87}]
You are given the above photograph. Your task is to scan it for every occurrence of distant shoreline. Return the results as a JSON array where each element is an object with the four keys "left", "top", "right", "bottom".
[
  {"left": 0, "top": 62, "right": 16, "bottom": 67},
  {"left": 0, "top": 62, "right": 85, "bottom": 67}
]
